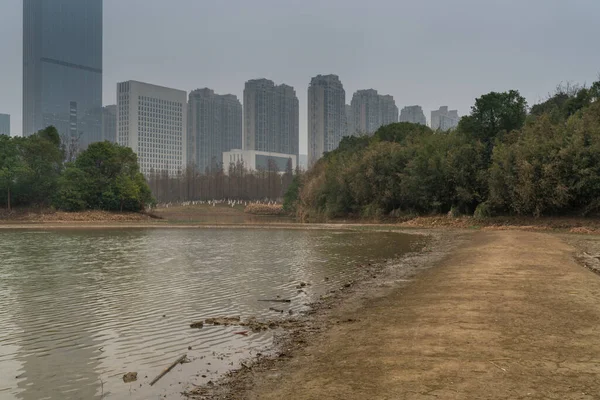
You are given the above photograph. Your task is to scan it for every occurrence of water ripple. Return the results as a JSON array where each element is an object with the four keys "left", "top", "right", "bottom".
[{"left": 0, "top": 228, "right": 422, "bottom": 399}]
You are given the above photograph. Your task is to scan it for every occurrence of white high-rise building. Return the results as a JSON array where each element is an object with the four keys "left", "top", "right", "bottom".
[
  {"left": 308, "top": 74, "right": 346, "bottom": 167},
  {"left": 431, "top": 106, "right": 459, "bottom": 131},
  {"left": 399, "top": 105, "right": 427, "bottom": 125},
  {"left": 117, "top": 80, "right": 187, "bottom": 176}
]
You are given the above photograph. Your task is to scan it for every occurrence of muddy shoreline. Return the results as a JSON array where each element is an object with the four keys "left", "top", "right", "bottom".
[{"left": 184, "top": 229, "right": 467, "bottom": 399}]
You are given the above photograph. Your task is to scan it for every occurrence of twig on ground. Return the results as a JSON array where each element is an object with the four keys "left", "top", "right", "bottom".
[{"left": 150, "top": 354, "right": 187, "bottom": 386}]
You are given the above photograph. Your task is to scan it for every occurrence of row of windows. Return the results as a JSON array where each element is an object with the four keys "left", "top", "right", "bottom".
[
  {"left": 139, "top": 120, "right": 182, "bottom": 127},
  {"left": 138, "top": 108, "right": 182, "bottom": 117},
  {"left": 139, "top": 96, "right": 182, "bottom": 109}
]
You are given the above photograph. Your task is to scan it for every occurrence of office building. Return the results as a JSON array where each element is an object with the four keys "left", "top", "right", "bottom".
[
  {"left": 243, "top": 79, "right": 299, "bottom": 161},
  {"left": 399, "top": 105, "right": 427, "bottom": 125},
  {"left": 350, "top": 89, "right": 398, "bottom": 136},
  {"left": 117, "top": 81, "right": 187, "bottom": 176},
  {"left": 307, "top": 74, "right": 346, "bottom": 166},
  {"left": 0, "top": 114, "right": 9, "bottom": 135},
  {"left": 431, "top": 106, "right": 459, "bottom": 131},
  {"left": 223, "top": 149, "right": 296, "bottom": 174},
  {"left": 23, "top": 0, "right": 103, "bottom": 148},
  {"left": 188, "top": 88, "right": 242, "bottom": 173},
  {"left": 102, "top": 105, "right": 116, "bottom": 142}
]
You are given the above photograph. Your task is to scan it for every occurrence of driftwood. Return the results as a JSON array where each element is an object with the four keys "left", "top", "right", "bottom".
[
  {"left": 258, "top": 299, "right": 291, "bottom": 303},
  {"left": 150, "top": 354, "right": 187, "bottom": 386}
]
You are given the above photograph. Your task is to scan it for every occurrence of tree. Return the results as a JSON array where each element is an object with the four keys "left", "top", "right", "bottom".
[
  {"left": 458, "top": 90, "right": 527, "bottom": 145},
  {"left": 18, "top": 126, "right": 64, "bottom": 206},
  {"left": 53, "top": 141, "right": 153, "bottom": 212},
  {"left": 53, "top": 164, "right": 88, "bottom": 211},
  {"left": 0, "top": 135, "right": 26, "bottom": 211},
  {"left": 115, "top": 173, "right": 140, "bottom": 212},
  {"left": 283, "top": 174, "right": 301, "bottom": 213}
]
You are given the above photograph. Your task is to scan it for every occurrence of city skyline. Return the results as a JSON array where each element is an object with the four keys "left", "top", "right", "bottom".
[{"left": 1, "top": 0, "right": 600, "bottom": 153}]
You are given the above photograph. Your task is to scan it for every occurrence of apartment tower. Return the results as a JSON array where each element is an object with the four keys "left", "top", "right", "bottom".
[
  {"left": 399, "top": 105, "right": 427, "bottom": 125},
  {"left": 187, "top": 88, "right": 242, "bottom": 173},
  {"left": 243, "top": 79, "right": 299, "bottom": 162},
  {"left": 307, "top": 74, "right": 346, "bottom": 166},
  {"left": 350, "top": 89, "right": 398, "bottom": 136}
]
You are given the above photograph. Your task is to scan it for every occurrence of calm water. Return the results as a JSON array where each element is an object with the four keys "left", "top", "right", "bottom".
[{"left": 0, "top": 228, "right": 422, "bottom": 399}]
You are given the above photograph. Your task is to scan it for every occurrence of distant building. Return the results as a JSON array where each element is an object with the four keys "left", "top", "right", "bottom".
[
  {"left": 243, "top": 79, "right": 299, "bottom": 162},
  {"left": 350, "top": 89, "right": 398, "bottom": 136},
  {"left": 431, "top": 106, "right": 459, "bottom": 131},
  {"left": 23, "top": 0, "right": 103, "bottom": 148},
  {"left": 223, "top": 149, "right": 296, "bottom": 174},
  {"left": 0, "top": 114, "right": 9, "bottom": 135},
  {"left": 345, "top": 104, "right": 355, "bottom": 137},
  {"left": 380, "top": 95, "right": 399, "bottom": 127},
  {"left": 102, "top": 105, "right": 116, "bottom": 142},
  {"left": 117, "top": 80, "right": 187, "bottom": 176},
  {"left": 399, "top": 105, "right": 427, "bottom": 125},
  {"left": 187, "top": 88, "right": 242, "bottom": 173},
  {"left": 308, "top": 74, "right": 346, "bottom": 166},
  {"left": 299, "top": 154, "right": 308, "bottom": 170}
]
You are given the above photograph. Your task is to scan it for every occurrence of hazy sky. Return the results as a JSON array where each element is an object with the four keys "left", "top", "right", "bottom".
[{"left": 1, "top": 0, "right": 599, "bottom": 152}]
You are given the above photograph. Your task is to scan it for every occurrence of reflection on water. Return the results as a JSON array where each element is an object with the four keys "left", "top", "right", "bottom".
[{"left": 0, "top": 228, "right": 422, "bottom": 399}]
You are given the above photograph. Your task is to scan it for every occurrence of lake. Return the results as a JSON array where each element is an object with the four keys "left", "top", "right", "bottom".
[{"left": 0, "top": 228, "right": 423, "bottom": 399}]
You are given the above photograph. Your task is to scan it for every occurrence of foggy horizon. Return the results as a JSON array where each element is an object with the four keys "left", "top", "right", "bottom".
[{"left": 1, "top": 0, "right": 599, "bottom": 153}]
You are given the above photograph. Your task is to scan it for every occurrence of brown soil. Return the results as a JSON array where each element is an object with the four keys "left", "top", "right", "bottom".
[
  {"left": 190, "top": 230, "right": 600, "bottom": 399},
  {"left": 244, "top": 204, "right": 285, "bottom": 215},
  {"left": 0, "top": 209, "right": 153, "bottom": 223},
  {"left": 399, "top": 215, "right": 600, "bottom": 234}
]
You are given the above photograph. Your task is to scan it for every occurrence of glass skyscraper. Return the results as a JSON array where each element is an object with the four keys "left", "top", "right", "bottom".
[{"left": 23, "top": 0, "right": 103, "bottom": 148}]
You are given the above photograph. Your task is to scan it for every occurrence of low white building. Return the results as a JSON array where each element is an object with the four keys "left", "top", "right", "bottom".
[
  {"left": 117, "top": 80, "right": 187, "bottom": 176},
  {"left": 223, "top": 149, "right": 297, "bottom": 174}
]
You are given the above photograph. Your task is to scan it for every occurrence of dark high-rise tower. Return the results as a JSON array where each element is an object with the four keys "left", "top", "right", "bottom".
[
  {"left": 23, "top": 0, "right": 103, "bottom": 149},
  {"left": 187, "top": 89, "right": 242, "bottom": 173},
  {"left": 243, "top": 79, "right": 299, "bottom": 161}
]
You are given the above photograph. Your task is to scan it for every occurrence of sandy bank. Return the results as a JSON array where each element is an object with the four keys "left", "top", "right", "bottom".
[{"left": 188, "top": 230, "right": 600, "bottom": 399}]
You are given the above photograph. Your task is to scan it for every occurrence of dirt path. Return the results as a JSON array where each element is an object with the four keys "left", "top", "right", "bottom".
[{"left": 233, "top": 231, "right": 600, "bottom": 400}]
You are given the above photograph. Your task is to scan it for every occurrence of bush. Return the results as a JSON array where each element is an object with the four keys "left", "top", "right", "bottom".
[
  {"left": 448, "top": 206, "right": 461, "bottom": 218},
  {"left": 473, "top": 202, "right": 492, "bottom": 219}
]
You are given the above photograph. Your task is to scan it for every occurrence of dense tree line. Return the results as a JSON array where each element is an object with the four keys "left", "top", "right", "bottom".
[
  {"left": 148, "top": 158, "right": 296, "bottom": 203},
  {"left": 289, "top": 80, "right": 600, "bottom": 219},
  {"left": 0, "top": 127, "right": 152, "bottom": 212},
  {"left": 0, "top": 126, "right": 296, "bottom": 211}
]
